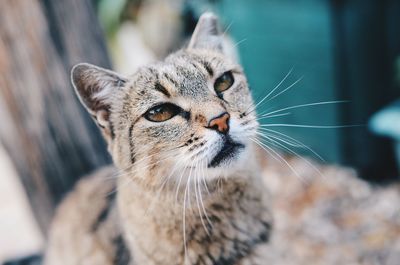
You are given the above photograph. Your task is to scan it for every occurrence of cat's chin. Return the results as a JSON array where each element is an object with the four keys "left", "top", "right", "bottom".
[{"left": 207, "top": 136, "right": 245, "bottom": 168}]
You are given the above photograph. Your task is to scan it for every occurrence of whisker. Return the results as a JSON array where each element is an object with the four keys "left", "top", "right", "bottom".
[
  {"left": 145, "top": 153, "right": 186, "bottom": 215},
  {"left": 182, "top": 159, "right": 195, "bottom": 265},
  {"left": 257, "top": 112, "right": 291, "bottom": 119},
  {"left": 251, "top": 137, "right": 306, "bottom": 183},
  {"left": 258, "top": 100, "right": 349, "bottom": 118},
  {"left": 256, "top": 133, "right": 323, "bottom": 177},
  {"left": 256, "top": 131, "right": 302, "bottom": 147},
  {"left": 186, "top": 161, "right": 195, "bottom": 208},
  {"left": 200, "top": 159, "right": 210, "bottom": 195},
  {"left": 266, "top": 75, "right": 303, "bottom": 102},
  {"left": 245, "top": 68, "right": 293, "bottom": 115},
  {"left": 222, "top": 21, "right": 234, "bottom": 37},
  {"left": 260, "top": 123, "right": 364, "bottom": 129},
  {"left": 157, "top": 151, "right": 187, "bottom": 189},
  {"left": 257, "top": 128, "right": 325, "bottom": 161},
  {"left": 199, "top": 160, "right": 213, "bottom": 227},
  {"left": 103, "top": 145, "right": 182, "bottom": 181},
  {"left": 175, "top": 162, "right": 188, "bottom": 203},
  {"left": 194, "top": 160, "right": 210, "bottom": 236},
  {"left": 116, "top": 153, "right": 173, "bottom": 179},
  {"left": 233, "top": 38, "right": 247, "bottom": 48},
  {"left": 107, "top": 154, "right": 173, "bottom": 197}
]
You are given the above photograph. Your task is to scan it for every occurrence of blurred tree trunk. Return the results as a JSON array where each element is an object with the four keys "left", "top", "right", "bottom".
[{"left": 0, "top": 0, "right": 112, "bottom": 234}]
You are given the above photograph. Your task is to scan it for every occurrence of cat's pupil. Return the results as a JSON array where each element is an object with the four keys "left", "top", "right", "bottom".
[{"left": 214, "top": 71, "right": 234, "bottom": 94}]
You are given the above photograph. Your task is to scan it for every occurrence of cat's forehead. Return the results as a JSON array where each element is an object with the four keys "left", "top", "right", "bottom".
[
  {"left": 164, "top": 50, "right": 227, "bottom": 72},
  {"left": 129, "top": 51, "right": 231, "bottom": 99}
]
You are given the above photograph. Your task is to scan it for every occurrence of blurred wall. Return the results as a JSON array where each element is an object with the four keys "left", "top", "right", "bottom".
[{"left": 215, "top": 0, "right": 341, "bottom": 163}]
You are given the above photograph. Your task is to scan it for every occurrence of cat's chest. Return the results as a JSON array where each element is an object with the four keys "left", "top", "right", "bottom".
[
  {"left": 118, "top": 194, "right": 271, "bottom": 265},
  {"left": 184, "top": 215, "right": 271, "bottom": 265}
]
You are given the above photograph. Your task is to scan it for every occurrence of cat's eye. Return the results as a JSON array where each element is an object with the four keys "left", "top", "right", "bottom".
[
  {"left": 144, "top": 103, "right": 181, "bottom": 122},
  {"left": 214, "top": 71, "right": 234, "bottom": 94}
]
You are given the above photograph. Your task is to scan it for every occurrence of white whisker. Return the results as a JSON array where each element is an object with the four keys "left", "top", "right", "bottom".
[
  {"left": 258, "top": 112, "right": 291, "bottom": 119},
  {"left": 222, "top": 21, "right": 234, "bottom": 37},
  {"left": 194, "top": 160, "right": 210, "bottom": 236},
  {"left": 233, "top": 38, "right": 247, "bottom": 48},
  {"left": 245, "top": 68, "right": 293, "bottom": 115},
  {"left": 175, "top": 162, "right": 188, "bottom": 203},
  {"left": 259, "top": 100, "right": 349, "bottom": 118},
  {"left": 145, "top": 153, "right": 186, "bottom": 215},
  {"left": 256, "top": 132, "right": 323, "bottom": 177},
  {"left": 200, "top": 159, "right": 210, "bottom": 195},
  {"left": 107, "top": 154, "right": 173, "bottom": 197},
  {"left": 260, "top": 123, "right": 363, "bottom": 129},
  {"left": 258, "top": 128, "right": 324, "bottom": 161},
  {"left": 182, "top": 159, "right": 195, "bottom": 265},
  {"left": 251, "top": 137, "right": 306, "bottom": 183},
  {"left": 266, "top": 76, "right": 303, "bottom": 102}
]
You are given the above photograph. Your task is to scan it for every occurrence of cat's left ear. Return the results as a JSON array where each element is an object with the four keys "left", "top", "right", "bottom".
[
  {"left": 188, "top": 12, "right": 223, "bottom": 52},
  {"left": 71, "top": 63, "right": 127, "bottom": 141}
]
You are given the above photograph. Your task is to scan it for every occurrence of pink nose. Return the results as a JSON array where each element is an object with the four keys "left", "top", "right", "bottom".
[{"left": 208, "top": 113, "right": 230, "bottom": 134}]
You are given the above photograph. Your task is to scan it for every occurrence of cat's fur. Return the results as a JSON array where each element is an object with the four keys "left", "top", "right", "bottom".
[
  {"left": 44, "top": 12, "right": 400, "bottom": 265},
  {"left": 45, "top": 13, "right": 272, "bottom": 265}
]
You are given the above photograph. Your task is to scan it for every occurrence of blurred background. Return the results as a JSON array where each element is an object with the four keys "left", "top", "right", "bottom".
[{"left": 0, "top": 0, "right": 399, "bottom": 263}]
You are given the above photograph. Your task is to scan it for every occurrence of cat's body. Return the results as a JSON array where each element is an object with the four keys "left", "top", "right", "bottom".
[
  {"left": 45, "top": 167, "right": 123, "bottom": 264},
  {"left": 45, "top": 163, "right": 272, "bottom": 265},
  {"left": 45, "top": 156, "right": 400, "bottom": 265},
  {"left": 45, "top": 12, "right": 400, "bottom": 265}
]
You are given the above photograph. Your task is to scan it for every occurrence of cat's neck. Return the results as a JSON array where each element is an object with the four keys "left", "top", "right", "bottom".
[{"left": 116, "top": 164, "right": 272, "bottom": 265}]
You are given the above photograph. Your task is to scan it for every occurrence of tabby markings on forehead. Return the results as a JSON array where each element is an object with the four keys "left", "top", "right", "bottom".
[
  {"left": 188, "top": 54, "right": 216, "bottom": 75},
  {"left": 163, "top": 73, "right": 179, "bottom": 88},
  {"left": 175, "top": 65, "right": 201, "bottom": 80},
  {"left": 154, "top": 83, "right": 171, "bottom": 97},
  {"left": 128, "top": 124, "right": 135, "bottom": 164},
  {"left": 178, "top": 53, "right": 215, "bottom": 77},
  {"left": 172, "top": 66, "right": 208, "bottom": 97},
  {"left": 201, "top": 61, "right": 214, "bottom": 76},
  {"left": 146, "top": 67, "right": 157, "bottom": 76}
]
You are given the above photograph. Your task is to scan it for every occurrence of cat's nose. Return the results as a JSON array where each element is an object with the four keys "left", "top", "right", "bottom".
[{"left": 207, "top": 112, "right": 230, "bottom": 134}]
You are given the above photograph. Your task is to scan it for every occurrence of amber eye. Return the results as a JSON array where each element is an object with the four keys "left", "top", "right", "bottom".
[
  {"left": 144, "top": 103, "right": 181, "bottom": 122},
  {"left": 214, "top": 71, "right": 234, "bottom": 94}
]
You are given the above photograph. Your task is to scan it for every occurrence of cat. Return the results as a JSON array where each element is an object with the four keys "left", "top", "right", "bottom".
[
  {"left": 44, "top": 12, "right": 400, "bottom": 265},
  {"left": 44, "top": 12, "right": 272, "bottom": 265}
]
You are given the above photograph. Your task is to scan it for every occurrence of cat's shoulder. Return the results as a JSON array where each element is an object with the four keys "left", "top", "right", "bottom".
[
  {"left": 45, "top": 166, "right": 123, "bottom": 265},
  {"left": 51, "top": 166, "right": 118, "bottom": 228}
]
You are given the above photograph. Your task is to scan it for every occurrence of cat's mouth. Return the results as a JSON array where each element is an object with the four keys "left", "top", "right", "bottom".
[{"left": 208, "top": 136, "right": 244, "bottom": 168}]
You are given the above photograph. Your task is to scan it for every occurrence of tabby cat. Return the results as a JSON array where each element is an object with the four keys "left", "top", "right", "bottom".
[{"left": 45, "top": 13, "right": 272, "bottom": 265}]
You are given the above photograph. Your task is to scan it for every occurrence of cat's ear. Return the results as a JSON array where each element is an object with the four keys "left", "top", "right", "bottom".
[
  {"left": 71, "top": 63, "right": 126, "bottom": 140},
  {"left": 188, "top": 12, "right": 223, "bottom": 52}
]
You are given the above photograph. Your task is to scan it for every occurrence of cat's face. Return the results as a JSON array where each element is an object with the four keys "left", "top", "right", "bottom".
[{"left": 72, "top": 13, "right": 258, "bottom": 185}]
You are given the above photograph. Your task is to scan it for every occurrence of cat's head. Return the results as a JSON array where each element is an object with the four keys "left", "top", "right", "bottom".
[{"left": 72, "top": 13, "right": 258, "bottom": 186}]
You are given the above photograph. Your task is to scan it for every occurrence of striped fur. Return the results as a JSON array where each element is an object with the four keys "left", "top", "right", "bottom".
[{"left": 45, "top": 13, "right": 272, "bottom": 265}]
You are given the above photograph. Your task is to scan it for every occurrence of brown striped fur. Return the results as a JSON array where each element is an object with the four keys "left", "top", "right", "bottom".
[{"left": 45, "top": 13, "right": 272, "bottom": 265}]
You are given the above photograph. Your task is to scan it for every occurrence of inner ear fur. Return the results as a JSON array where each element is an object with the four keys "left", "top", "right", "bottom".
[{"left": 71, "top": 63, "right": 126, "bottom": 139}]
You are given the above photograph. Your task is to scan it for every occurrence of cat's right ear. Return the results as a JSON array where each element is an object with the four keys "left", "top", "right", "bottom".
[
  {"left": 71, "top": 63, "right": 126, "bottom": 140},
  {"left": 188, "top": 12, "right": 223, "bottom": 52}
]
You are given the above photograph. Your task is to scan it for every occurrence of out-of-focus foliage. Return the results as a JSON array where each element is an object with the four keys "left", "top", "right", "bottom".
[{"left": 97, "top": 0, "right": 143, "bottom": 36}]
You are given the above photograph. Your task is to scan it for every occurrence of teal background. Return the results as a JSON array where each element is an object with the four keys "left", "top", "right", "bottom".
[{"left": 210, "top": 0, "right": 341, "bottom": 162}]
